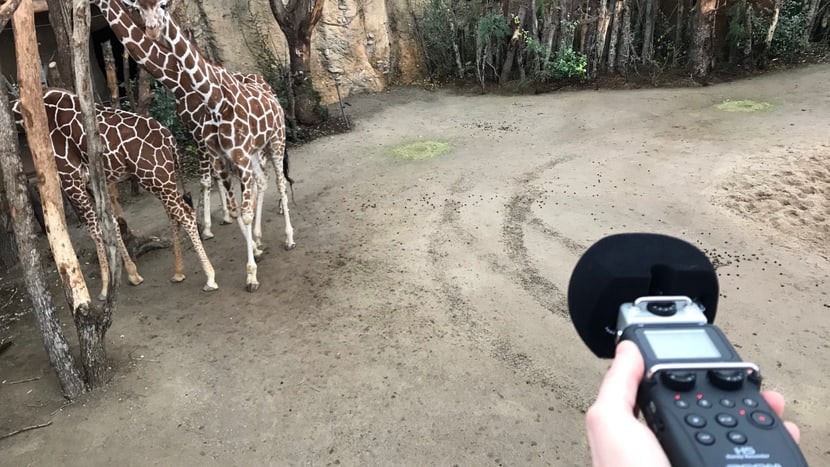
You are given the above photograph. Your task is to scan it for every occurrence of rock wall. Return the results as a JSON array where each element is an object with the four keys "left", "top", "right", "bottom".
[{"left": 175, "top": 0, "right": 426, "bottom": 105}]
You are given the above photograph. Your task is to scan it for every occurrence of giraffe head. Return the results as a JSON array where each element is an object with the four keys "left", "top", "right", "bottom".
[{"left": 121, "top": 0, "right": 171, "bottom": 42}]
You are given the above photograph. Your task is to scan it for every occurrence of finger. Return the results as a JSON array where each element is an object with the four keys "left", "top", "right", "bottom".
[
  {"left": 594, "top": 340, "right": 644, "bottom": 411},
  {"left": 761, "top": 390, "right": 785, "bottom": 417},
  {"left": 784, "top": 421, "right": 801, "bottom": 444},
  {"left": 761, "top": 391, "right": 800, "bottom": 444}
]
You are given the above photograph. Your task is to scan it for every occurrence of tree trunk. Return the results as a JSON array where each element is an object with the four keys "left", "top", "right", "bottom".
[
  {"left": 620, "top": 0, "right": 631, "bottom": 69},
  {"left": 73, "top": 0, "right": 120, "bottom": 388},
  {"left": 439, "top": 0, "right": 465, "bottom": 79},
  {"left": 501, "top": 6, "right": 529, "bottom": 83},
  {"left": 43, "top": 0, "right": 74, "bottom": 90},
  {"left": 0, "top": 78, "right": 86, "bottom": 399},
  {"left": 594, "top": 0, "right": 613, "bottom": 75},
  {"left": 607, "top": 0, "right": 625, "bottom": 72},
  {"left": 642, "top": 0, "right": 656, "bottom": 63},
  {"left": 690, "top": 0, "right": 718, "bottom": 80},
  {"left": 765, "top": 0, "right": 781, "bottom": 55},
  {"left": 541, "top": 1, "right": 557, "bottom": 63},
  {"left": 579, "top": 2, "right": 591, "bottom": 54},
  {"left": 269, "top": 0, "right": 325, "bottom": 125},
  {"left": 805, "top": 0, "right": 820, "bottom": 43},
  {"left": 14, "top": 0, "right": 92, "bottom": 313},
  {"left": 0, "top": 190, "right": 18, "bottom": 269},
  {"left": 674, "top": 0, "right": 686, "bottom": 65}
]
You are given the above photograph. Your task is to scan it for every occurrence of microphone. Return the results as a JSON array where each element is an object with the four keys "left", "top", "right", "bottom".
[
  {"left": 567, "top": 232, "right": 719, "bottom": 358},
  {"left": 567, "top": 233, "right": 808, "bottom": 467}
]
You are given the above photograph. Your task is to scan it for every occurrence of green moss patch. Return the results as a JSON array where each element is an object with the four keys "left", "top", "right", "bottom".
[
  {"left": 715, "top": 100, "right": 773, "bottom": 112},
  {"left": 391, "top": 141, "right": 451, "bottom": 160}
]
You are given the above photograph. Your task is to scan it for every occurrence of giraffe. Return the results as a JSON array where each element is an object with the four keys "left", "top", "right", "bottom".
[
  {"left": 12, "top": 88, "right": 218, "bottom": 299},
  {"left": 95, "top": 0, "right": 290, "bottom": 241},
  {"left": 94, "top": 0, "right": 295, "bottom": 292}
]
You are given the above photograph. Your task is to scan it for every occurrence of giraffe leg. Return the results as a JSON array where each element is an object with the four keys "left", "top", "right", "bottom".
[
  {"left": 269, "top": 142, "right": 295, "bottom": 250},
  {"left": 89, "top": 223, "right": 111, "bottom": 301},
  {"left": 144, "top": 160, "right": 218, "bottom": 292},
  {"left": 65, "top": 183, "right": 112, "bottom": 300},
  {"left": 114, "top": 219, "right": 144, "bottom": 286},
  {"left": 218, "top": 160, "right": 239, "bottom": 221},
  {"left": 182, "top": 218, "right": 218, "bottom": 292},
  {"left": 216, "top": 171, "right": 233, "bottom": 225},
  {"left": 252, "top": 168, "right": 267, "bottom": 259},
  {"left": 172, "top": 203, "right": 218, "bottom": 292},
  {"left": 170, "top": 225, "right": 186, "bottom": 283},
  {"left": 199, "top": 154, "right": 214, "bottom": 239},
  {"left": 234, "top": 169, "right": 259, "bottom": 292}
]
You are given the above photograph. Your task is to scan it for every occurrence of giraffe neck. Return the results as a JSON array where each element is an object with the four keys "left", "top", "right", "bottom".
[
  {"left": 92, "top": 0, "right": 191, "bottom": 102},
  {"left": 160, "top": 14, "right": 224, "bottom": 112}
]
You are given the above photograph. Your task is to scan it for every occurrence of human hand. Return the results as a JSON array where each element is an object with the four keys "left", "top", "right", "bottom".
[{"left": 585, "top": 340, "right": 800, "bottom": 467}]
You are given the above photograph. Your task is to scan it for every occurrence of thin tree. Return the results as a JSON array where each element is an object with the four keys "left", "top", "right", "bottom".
[
  {"left": 0, "top": 70, "right": 86, "bottom": 397},
  {"left": 12, "top": 0, "right": 121, "bottom": 388},
  {"left": 71, "top": 0, "right": 123, "bottom": 386},
  {"left": 268, "top": 0, "right": 325, "bottom": 124},
  {"left": 43, "top": 0, "right": 74, "bottom": 90},
  {"left": 690, "top": 0, "right": 718, "bottom": 80}
]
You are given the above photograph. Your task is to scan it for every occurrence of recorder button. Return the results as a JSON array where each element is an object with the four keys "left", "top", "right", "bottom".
[
  {"left": 685, "top": 414, "right": 706, "bottom": 428},
  {"left": 695, "top": 431, "right": 716, "bottom": 445},
  {"left": 716, "top": 413, "right": 738, "bottom": 427},
  {"left": 708, "top": 369, "right": 745, "bottom": 391},
  {"left": 720, "top": 398, "right": 736, "bottom": 408},
  {"left": 742, "top": 397, "right": 759, "bottom": 407},
  {"left": 661, "top": 371, "right": 696, "bottom": 391},
  {"left": 749, "top": 410, "right": 775, "bottom": 428},
  {"left": 727, "top": 431, "right": 748, "bottom": 445}
]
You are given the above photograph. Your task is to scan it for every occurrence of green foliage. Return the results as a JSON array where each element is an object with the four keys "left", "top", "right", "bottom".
[
  {"left": 541, "top": 47, "right": 588, "bottom": 80},
  {"left": 729, "top": 0, "right": 810, "bottom": 63},
  {"left": 418, "top": 0, "right": 462, "bottom": 79},
  {"left": 475, "top": 12, "right": 510, "bottom": 45},
  {"left": 147, "top": 79, "right": 192, "bottom": 150},
  {"left": 767, "top": 0, "right": 809, "bottom": 58}
]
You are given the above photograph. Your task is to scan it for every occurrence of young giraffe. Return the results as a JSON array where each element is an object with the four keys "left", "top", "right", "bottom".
[
  {"left": 94, "top": 0, "right": 295, "bottom": 292},
  {"left": 13, "top": 88, "right": 218, "bottom": 299}
]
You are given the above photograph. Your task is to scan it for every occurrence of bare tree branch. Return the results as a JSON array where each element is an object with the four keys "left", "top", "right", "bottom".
[
  {"left": 0, "top": 421, "right": 53, "bottom": 441},
  {"left": 0, "top": 0, "right": 23, "bottom": 30},
  {"left": 268, "top": 0, "right": 288, "bottom": 25}
]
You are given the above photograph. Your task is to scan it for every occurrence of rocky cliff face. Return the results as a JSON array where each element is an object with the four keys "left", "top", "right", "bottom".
[{"left": 173, "top": 0, "right": 426, "bottom": 105}]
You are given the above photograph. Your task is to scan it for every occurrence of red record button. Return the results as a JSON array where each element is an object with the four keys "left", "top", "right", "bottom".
[{"left": 749, "top": 410, "right": 775, "bottom": 428}]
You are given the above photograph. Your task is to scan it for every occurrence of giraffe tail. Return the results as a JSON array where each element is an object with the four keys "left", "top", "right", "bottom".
[
  {"left": 171, "top": 142, "right": 193, "bottom": 207},
  {"left": 283, "top": 147, "right": 295, "bottom": 205}
]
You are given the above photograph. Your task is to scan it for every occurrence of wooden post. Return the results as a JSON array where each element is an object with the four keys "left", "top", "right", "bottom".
[
  {"left": 72, "top": 0, "right": 122, "bottom": 387},
  {"left": 0, "top": 79, "right": 86, "bottom": 398},
  {"left": 43, "top": 0, "right": 75, "bottom": 90},
  {"left": 13, "top": 0, "right": 93, "bottom": 313}
]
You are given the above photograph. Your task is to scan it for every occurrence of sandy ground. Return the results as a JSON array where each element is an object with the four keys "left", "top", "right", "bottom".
[{"left": 1, "top": 64, "right": 829, "bottom": 466}]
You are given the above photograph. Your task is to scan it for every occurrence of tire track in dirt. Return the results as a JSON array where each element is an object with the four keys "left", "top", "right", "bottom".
[
  {"left": 427, "top": 161, "right": 594, "bottom": 413},
  {"left": 501, "top": 156, "right": 581, "bottom": 318}
]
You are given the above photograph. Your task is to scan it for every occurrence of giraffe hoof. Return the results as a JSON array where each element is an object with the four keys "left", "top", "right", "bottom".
[
  {"left": 97, "top": 293, "right": 107, "bottom": 302},
  {"left": 170, "top": 274, "right": 186, "bottom": 283},
  {"left": 129, "top": 275, "right": 145, "bottom": 286},
  {"left": 246, "top": 282, "right": 259, "bottom": 293},
  {"left": 220, "top": 219, "right": 233, "bottom": 225},
  {"left": 202, "top": 230, "right": 215, "bottom": 240},
  {"left": 202, "top": 283, "right": 219, "bottom": 292},
  {"left": 284, "top": 242, "right": 296, "bottom": 251}
]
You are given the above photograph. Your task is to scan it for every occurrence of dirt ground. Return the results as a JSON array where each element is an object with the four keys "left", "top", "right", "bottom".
[{"left": 1, "top": 64, "right": 829, "bottom": 466}]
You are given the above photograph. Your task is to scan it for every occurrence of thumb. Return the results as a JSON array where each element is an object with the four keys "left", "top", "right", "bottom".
[{"left": 594, "top": 340, "right": 645, "bottom": 412}]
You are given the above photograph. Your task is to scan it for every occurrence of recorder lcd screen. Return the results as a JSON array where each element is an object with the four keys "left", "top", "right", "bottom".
[{"left": 643, "top": 328, "right": 722, "bottom": 360}]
